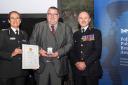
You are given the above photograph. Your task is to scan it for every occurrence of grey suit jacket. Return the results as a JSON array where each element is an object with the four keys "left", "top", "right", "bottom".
[{"left": 29, "top": 21, "right": 73, "bottom": 76}]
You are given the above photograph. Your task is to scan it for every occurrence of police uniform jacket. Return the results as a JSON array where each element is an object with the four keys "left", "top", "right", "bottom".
[
  {"left": 0, "top": 28, "right": 28, "bottom": 78},
  {"left": 72, "top": 27, "right": 102, "bottom": 77}
]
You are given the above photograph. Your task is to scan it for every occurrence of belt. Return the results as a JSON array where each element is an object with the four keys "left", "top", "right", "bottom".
[{"left": 45, "top": 60, "right": 52, "bottom": 62}]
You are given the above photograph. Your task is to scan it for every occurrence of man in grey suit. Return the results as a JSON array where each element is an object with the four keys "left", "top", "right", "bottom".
[{"left": 29, "top": 7, "right": 73, "bottom": 85}]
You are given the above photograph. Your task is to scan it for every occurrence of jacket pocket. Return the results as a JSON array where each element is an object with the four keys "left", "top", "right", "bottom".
[{"left": 53, "top": 56, "right": 69, "bottom": 77}]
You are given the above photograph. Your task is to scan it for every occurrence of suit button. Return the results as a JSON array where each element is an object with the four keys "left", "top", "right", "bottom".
[
  {"left": 80, "top": 51, "right": 83, "bottom": 53},
  {"left": 81, "top": 44, "right": 83, "bottom": 47}
]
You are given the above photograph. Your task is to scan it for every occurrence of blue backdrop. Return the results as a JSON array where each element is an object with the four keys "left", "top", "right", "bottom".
[{"left": 94, "top": 0, "right": 128, "bottom": 85}]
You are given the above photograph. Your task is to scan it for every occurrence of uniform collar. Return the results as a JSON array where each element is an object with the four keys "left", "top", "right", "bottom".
[
  {"left": 81, "top": 25, "right": 89, "bottom": 32},
  {"left": 11, "top": 27, "right": 19, "bottom": 34}
]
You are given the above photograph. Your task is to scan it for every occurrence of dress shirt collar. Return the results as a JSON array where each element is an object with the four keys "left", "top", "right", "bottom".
[
  {"left": 49, "top": 24, "right": 57, "bottom": 31},
  {"left": 11, "top": 27, "right": 19, "bottom": 34},
  {"left": 81, "top": 25, "right": 89, "bottom": 32}
]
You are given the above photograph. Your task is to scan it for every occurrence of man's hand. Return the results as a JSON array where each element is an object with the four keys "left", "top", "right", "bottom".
[
  {"left": 40, "top": 49, "right": 59, "bottom": 58},
  {"left": 75, "top": 61, "right": 86, "bottom": 71},
  {"left": 39, "top": 48, "right": 48, "bottom": 57},
  {"left": 50, "top": 51, "right": 59, "bottom": 58}
]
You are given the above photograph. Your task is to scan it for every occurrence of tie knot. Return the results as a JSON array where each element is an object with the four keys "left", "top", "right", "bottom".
[
  {"left": 81, "top": 29, "right": 85, "bottom": 33},
  {"left": 51, "top": 25, "right": 55, "bottom": 33},
  {"left": 15, "top": 30, "right": 19, "bottom": 35}
]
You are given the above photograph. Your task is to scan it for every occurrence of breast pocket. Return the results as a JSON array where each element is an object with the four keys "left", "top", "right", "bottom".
[
  {"left": 8, "top": 37, "right": 17, "bottom": 45},
  {"left": 5, "top": 37, "right": 18, "bottom": 50},
  {"left": 21, "top": 39, "right": 27, "bottom": 44}
]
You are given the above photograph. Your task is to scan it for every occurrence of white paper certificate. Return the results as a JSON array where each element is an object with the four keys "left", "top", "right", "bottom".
[{"left": 22, "top": 44, "right": 39, "bottom": 69}]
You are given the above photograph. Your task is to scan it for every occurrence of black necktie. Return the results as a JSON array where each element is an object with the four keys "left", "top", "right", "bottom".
[
  {"left": 15, "top": 30, "right": 19, "bottom": 35},
  {"left": 15, "top": 30, "right": 21, "bottom": 48},
  {"left": 82, "top": 29, "right": 84, "bottom": 33}
]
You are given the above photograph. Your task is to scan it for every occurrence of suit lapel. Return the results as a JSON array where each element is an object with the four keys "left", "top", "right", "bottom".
[
  {"left": 9, "top": 28, "right": 16, "bottom": 36},
  {"left": 55, "top": 23, "right": 64, "bottom": 47}
]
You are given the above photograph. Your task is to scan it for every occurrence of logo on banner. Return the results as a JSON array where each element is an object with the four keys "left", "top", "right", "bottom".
[{"left": 121, "top": 29, "right": 128, "bottom": 34}]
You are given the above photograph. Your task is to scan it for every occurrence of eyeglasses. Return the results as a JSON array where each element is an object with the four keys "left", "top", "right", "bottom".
[{"left": 47, "top": 13, "right": 59, "bottom": 17}]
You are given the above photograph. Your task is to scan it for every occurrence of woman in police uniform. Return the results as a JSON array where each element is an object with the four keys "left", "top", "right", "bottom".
[{"left": 0, "top": 11, "right": 28, "bottom": 85}]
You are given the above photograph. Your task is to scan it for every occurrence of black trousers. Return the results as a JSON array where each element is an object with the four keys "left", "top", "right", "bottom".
[
  {"left": 75, "top": 76, "right": 99, "bottom": 85},
  {"left": 0, "top": 76, "right": 26, "bottom": 85}
]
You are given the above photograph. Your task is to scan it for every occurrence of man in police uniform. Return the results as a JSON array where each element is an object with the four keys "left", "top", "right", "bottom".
[
  {"left": 71, "top": 11, "right": 102, "bottom": 85},
  {"left": 0, "top": 11, "right": 28, "bottom": 85}
]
